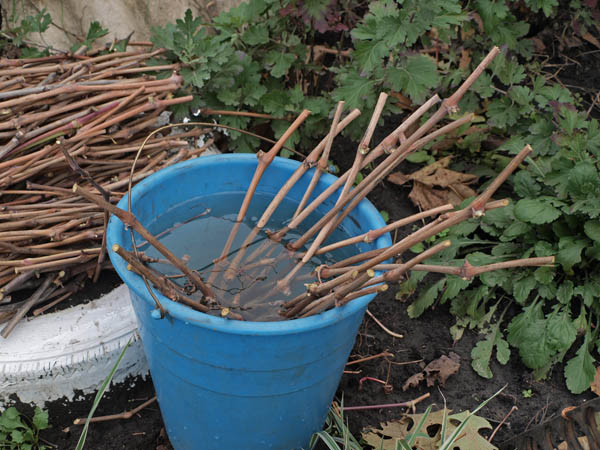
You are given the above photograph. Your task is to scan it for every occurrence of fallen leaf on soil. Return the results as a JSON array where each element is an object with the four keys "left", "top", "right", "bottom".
[
  {"left": 582, "top": 31, "right": 600, "bottom": 49},
  {"left": 558, "top": 436, "right": 591, "bottom": 450},
  {"left": 402, "top": 372, "right": 425, "bottom": 391},
  {"left": 387, "top": 156, "right": 478, "bottom": 210},
  {"left": 402, "top": 352, "right": 461, "bottom": 391},
  {"left": 425, "top": 352, "right": 461, "bottom": 387},
  {"left": 531, "top": 36, "right": 546, "bottom": 52},
  {"left": 362, "top": 408, "right": 497, "bottom": 450},
  {"left": 590, "top": 366, "right": 600, "bottom": 395}
]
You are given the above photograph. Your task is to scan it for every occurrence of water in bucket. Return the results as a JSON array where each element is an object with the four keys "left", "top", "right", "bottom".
[{"left": 137, "top": 191, "right": 355, "bottom": 321}]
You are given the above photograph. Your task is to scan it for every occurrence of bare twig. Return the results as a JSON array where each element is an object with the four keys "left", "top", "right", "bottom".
[
  {"left": 342, "top": 393, "right": 431, "bottom": 411},
  {"left": 73, "top": 397, "right": 157, "bottom": 425}
]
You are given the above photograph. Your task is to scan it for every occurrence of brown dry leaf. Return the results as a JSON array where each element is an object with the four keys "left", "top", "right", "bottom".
[
  {"left": 362, "top": 409, "right": 449, "bottom": 450},
  {"left": 531, "top": 36, "right": 546, "bottom": 52},
  {"left": 361, "top": 408, "right": 497, "bottom": 450},
  {"left": 409, "top": 182, "right": 450, "bottom": 210},
  {"left": 582, "top": 31, "right": 600, "bottom": 49},
  {"left": 560, "top": 34, "right": 583, "bottom": 49},
  {"left": 558, "top": 436, "right": 591, "bottom": 450},
  {"left": 390, "top": 91, "right": 413, "bottom": 110},
  {"left": 424, "top": 352, "right": 461, "bottom": 387},
  {"left": 388, "top": 156, "right": 478, "bottom": 209},
  {"left": 459, "top": 49, "right": 472, "bottom": 70},
  {"left": 444, "top": 410, "right": 497, "bottom": 450},
  {"left": 402, "top": 353, "right": 460, "bottom": 391},
  {"left": 402, "top": 372, "right": 425, "bottom": 391},
  {"left": 590, "top": 366, "right": 600, "bottom": 395}
]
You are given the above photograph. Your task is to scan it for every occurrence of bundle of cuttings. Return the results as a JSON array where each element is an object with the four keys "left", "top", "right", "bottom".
[{"left": 0, "top": 46, "right": 218, "bottom": 337}]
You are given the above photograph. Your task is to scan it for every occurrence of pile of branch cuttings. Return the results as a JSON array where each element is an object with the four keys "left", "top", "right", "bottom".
[{"left": 0, "top": 45, "right": 215, "bottom": 338}]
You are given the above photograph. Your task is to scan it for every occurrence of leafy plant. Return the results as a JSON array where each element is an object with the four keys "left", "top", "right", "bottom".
[
  {"left": 522, "top": 389, "right": 533, "bottom": 398},
  {"left": 0, "top": 406, "right": 49, "bottom": 450},
  {"left": 1, "top": 6, "right": 51, "bottom": 57},
  {"left": 408, "top": 103, "right": 600, "bottom": 392},
  {"left": 309, "top": 400, "right": 362, "bottom": 450},
  {"left": 70, "top": 21, "right": 109, "bottom": 53}
]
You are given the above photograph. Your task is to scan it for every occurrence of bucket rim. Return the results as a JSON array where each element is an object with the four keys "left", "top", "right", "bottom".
[{"left": 107, "top": 153, "right": 392, "bottom": 336}]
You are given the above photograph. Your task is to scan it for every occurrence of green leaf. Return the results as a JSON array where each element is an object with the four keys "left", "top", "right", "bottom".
[
  {"left": 0, "top": 408, "right": 24, "bottom": 431},
  {"left": 333, "top": 70, "right": 377, "bottom": 110},
  {"left": 451, "top": 220, "right": 479, "bottom": 236},
  {"left": 534, "top": 241, "right": 554, "bottom": 257},
  {"left": 409, "top": 242, "right": 425, "bottom": 253},
  {"left": 500, "top": 221, "right": 531, "bottom": 241},
  {"left": 564, "top": 334, "right": 596, "bottom": 394},
  {"left": 353, "top": 40, "right": 388, "bottom": 72},
  {"left": 471, "top": 320, "right": 510, "bottom": 379},
  {"left": 487, "top": 97, "right": 520, "bottom": 127},
  {"left": 76, "top": 340, "right": 132, "bottom": 450},
  {"left": 32, "top": 407, "right": 49, "bottom": 431},
  {"left": 491, "top": 242, "right": 520, "bottom": 256},
  {"left": 584, "top": 221, "right": 600, "bottom": 242},
  {"left": 557, "top": 281, "right": 574, "bottom": 304},
  {"left": 241, "top": 23, "right": 269, "bottom": 45},
  {"left": 406, "top": 151, "right": 433, "bottom": 164},
  {"left": 480, "top": 268, "right": 510, "bottom": 289},
  {"left": 181, "top": 67, "right": 209, "bottom": 89},
  {"left": 265, "top": 51, "right": 296, "bottom": 78},
  {"left": 509, "top": 85, "right": 533, "bottom": 105},
  {"left": 313, "top": 431, "right": 342, "bottom": 450},
  {"left": 567, "top": 163, "right": 600, "bottom": 197},
  {"left": 517, "top": 319, "right": 552, "bottom": 369},
  {"left": 546, "top": 307, "right": 576, "bottom": 353},
  {"left": 303, "top": 0, "right": 330, "bottom": 20},
  {"left": 387, "top": 55, "right": 439, "bottom": 102},
  {"left": 533, "top": 266, "right": 554, "bottom": 285},
  {"left": 512, "top": 275, "right": 536, "bottom": 303},
  {"left": 482, "top": 206, "right": 515, "bottom": 229},
  {"left": 380, "top": 210, "right": 389, "bottom": 223},
  {"left": 514, "top": 199, "right": 560, "bottom": 224},
  {"left": 10, "top": 429, "right": 24, "bottom": 443},
  {"left": 441, "top": 276, "right": 472, "bottom": 303},
  {"left": 556, "top": 237, "right": 587, "bottom": 271},
  {"left": 408, "top": 279, "right": 446, "bottom": 318},
  {"left": 513, "top": 171, "right": 541, "bottom": 198},
  {"left": 85, "top": 21, "right": 109, "bottom": 42}
]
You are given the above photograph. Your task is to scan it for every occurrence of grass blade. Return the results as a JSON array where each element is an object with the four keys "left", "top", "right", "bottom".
[
  {"left": 313, "top": 431, "right": 343, "bottom": 450},
  {"left": 75, "top": 339, "right": 131, "bottom": 450},
  {"left": 440, "top": 385, "right": 506, "bottom": 450}
]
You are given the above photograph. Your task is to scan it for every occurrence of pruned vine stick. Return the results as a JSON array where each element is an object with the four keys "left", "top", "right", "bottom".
[
  {"left": 73, "top": 396, "right": 157, "bottom": 425},
  {"left": 275, "top": 48, "right": 499, "bottom": 248},
  {"left": 73, "top": 184, "right": 214, "bottom": 299},
  {"left": 1, "top": 272, "right": 60, "bottom": 338},
  {"left": 293, "top": 102, "right": 346, "bottom": 219},
  {"left": 310, "top": 144, "right": 528, "bottom": 297},
  {"left": 315, "top": 203, "right": 454, "bottom": 255}
]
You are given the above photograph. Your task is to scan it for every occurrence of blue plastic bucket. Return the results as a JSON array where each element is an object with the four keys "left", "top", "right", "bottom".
[{"left": 107, "top": 154, "right": 391, "bottom": 450}]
